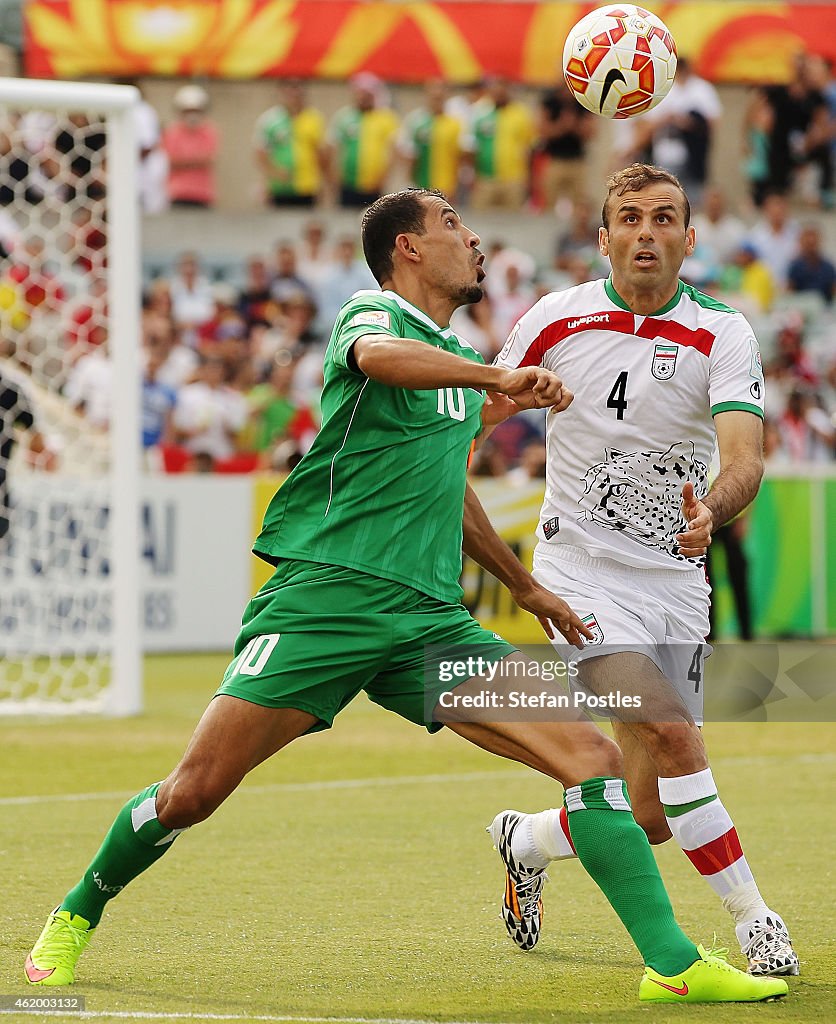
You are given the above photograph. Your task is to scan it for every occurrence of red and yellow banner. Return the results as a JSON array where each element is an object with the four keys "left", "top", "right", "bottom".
[{"left": 24, "top": 0, "right": 836, "bottom": 85}]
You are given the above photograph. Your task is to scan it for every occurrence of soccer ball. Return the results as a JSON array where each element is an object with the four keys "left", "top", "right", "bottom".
[{"left": 562, "top": 4, "right": 677, "bottom": 119}]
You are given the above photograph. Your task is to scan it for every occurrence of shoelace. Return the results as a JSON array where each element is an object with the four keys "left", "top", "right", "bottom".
[
  {"left": 514, "top": 871, "right": 548, "bottom": 918},
  {"left": 41, "top": 915, "right": 90, "bottom": 963},
  {"left": 741, "top": 927, "right": 789, "bottom": 962}
]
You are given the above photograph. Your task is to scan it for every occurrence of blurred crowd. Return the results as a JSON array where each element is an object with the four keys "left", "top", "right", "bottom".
[{"left": 0, "top": 60, "right": 835, "bottom": 477}]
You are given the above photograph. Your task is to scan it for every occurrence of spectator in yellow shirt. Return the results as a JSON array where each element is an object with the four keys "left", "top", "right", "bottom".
[{"left": 466, "top": 78, "right": 536, "bottom": 211}]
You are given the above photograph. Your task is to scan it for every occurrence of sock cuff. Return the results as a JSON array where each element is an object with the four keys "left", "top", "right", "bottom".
[
  {"left": 129, "top": 782, "right": 181, "bottom": 847},
  {"left": 657, "top": 767, "right": 716, "bottom": 806},
  {"left": 565, "top": 776, "right": 631, "bottom": 813}
]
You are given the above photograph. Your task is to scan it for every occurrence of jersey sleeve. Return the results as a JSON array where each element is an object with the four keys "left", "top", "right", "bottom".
[
  {"left": 492, "top": 298, "right": 549, "bottom": 369},
  {"left": 708, "top": 314, "right": 765, "bottom": 419},
  {"left": 329, "top": 293, "right": 403, "bottom": 374}
]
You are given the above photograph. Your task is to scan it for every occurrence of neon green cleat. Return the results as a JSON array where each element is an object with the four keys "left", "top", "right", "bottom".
[
  {"left": 24, "top": 909, "right": 94, "bottom": 986},
  {"left": 639, "top": 945, "right": 789, "bottom": 1003}
]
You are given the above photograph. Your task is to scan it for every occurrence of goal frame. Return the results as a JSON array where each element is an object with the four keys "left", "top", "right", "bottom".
[{"left": 0, "top": 77, "right": 142, "bottom": 715}]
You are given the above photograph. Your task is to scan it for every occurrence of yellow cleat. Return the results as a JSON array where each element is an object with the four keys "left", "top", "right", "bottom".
[
  {"left": 639, "top": 944, "right": 789, "bottom": 1003},
  {"left": 25, "top": 909, "right": 94, "bottom": 986}
]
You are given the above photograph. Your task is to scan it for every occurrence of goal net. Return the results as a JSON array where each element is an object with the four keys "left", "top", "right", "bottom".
[{"left": 0, "top": 78, "right": 141, "bottom": 715}]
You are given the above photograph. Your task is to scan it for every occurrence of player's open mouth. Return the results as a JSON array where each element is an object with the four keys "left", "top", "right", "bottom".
[
  {"left": 634, "top": 251, "right": 657, "bottom": 265},
  {"left": 475, "top": 255, "right": 486, "bottom": 282}
]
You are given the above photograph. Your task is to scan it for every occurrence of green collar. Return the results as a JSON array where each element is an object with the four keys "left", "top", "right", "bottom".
[{"left": 604, "top": 276, "right": 684, "bottom": 316}]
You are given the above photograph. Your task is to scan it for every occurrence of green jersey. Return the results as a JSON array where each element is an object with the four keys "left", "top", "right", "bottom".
[{"left": 253, "top": 290, "right": 485, "bottom": 603}]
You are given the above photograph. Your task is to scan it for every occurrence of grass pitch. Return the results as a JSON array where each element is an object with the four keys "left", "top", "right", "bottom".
[{"left": 1, "top": 652, "right": 834, "bottom": 1024}]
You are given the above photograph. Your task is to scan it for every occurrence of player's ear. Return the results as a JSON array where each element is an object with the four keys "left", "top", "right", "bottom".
[
  {"left": 684, "top": 225, "right": 696, "bottom": 258},
  {"left": 598, "top": 226, "right": 609, "bottom": 257},
  {"left": 395, "top": 233, "right": 419, "bottom": 262}
]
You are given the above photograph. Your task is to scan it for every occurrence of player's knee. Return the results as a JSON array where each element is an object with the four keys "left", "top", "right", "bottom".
[
  {"left": 156, "top": 774, "right": 225, "bottom": 829},
  {"left": 639, "top": 719, "right": 704, "bottom": 767},
  {"left": 577, "top": 729, "right": 623, "bottom": 779}
]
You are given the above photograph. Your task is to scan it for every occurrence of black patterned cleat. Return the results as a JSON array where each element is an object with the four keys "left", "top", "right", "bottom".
[
  {"left": 486, "top": 810, "right": 547, "bottom": 951},
  {"left": 737, "top": 914, "right": 800, "bottom": 976}
]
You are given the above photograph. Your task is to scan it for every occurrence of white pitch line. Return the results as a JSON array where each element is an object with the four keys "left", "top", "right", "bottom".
[
  {"left": 0, "top": 769, "right": 527, "bottom": 808},
  {"left": 0, "top": 1012, "right": 515, "bottom": 1024},
  {"left": 1, "top": 751, "right": 833, "bottom": 809}
]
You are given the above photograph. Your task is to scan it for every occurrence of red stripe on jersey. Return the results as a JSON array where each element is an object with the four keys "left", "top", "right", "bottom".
[
  {"left": 517, "top": 311, "right": 635, "bottom": 367},
  {"left": 636, "top": 317, "right": 715, "bottom": 356},
  {"left": 683, "top": 827, "right": 744, "bottom": 876}
]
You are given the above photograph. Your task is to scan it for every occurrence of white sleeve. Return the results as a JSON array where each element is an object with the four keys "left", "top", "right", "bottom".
[
  {"left": 493, "top": 298, "right": 549, "bottom": 369},
  {"left": 708, "top": 314, "right": 765, "bottom": 419}
]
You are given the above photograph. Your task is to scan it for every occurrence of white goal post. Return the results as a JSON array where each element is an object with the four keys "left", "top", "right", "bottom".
[{"left": 0, "top": 78, "right": 141, "bottom": 715}]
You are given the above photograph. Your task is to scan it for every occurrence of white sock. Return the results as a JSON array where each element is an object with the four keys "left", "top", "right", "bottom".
[
  {"left": 659, "top": 768, "right": 770, "bottom": 926},
  {"left": 510, "top": 808, "right": 577, "bottom": 869}
]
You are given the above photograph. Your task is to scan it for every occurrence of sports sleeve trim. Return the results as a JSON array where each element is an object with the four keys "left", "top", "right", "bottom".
[{"left": 711, "top": 401, "right": 764, "bottom": 419}]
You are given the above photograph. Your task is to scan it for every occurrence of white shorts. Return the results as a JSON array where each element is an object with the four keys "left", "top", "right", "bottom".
[{"left": 533, "top": 543, "right": 712, "bottom": 724}]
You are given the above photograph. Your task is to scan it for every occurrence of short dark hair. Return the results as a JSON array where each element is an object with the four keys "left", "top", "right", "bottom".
[
  {"left": 602, "top": 164, "right": 690, "bottom": 229},
  {"left": 361, "top": 188, "right": 444, "bottom": 285}
]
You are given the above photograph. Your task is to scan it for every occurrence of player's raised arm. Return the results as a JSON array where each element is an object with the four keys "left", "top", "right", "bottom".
[
  {"left": 462, "top": 483, "right": 592, "bottom": 648},
  {"left": 353, "top": 332, "right": 567, "bottom": 408}
]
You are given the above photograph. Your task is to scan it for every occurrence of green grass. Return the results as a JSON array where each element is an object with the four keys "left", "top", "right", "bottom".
[{"left": 1, "top": 652, "right": 834, "bottom": 1024}]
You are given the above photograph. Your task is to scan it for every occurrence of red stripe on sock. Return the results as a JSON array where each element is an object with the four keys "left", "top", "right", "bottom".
[
  {"left": 684, "top": 827, "right": 743, "bottom": 875},
  {"left": 559, "top": 806, "right": 576, "bottom": 854}
]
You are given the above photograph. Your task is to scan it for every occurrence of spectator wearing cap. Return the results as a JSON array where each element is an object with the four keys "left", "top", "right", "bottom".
[
  {"left": 465, "top": 77, "right": 536, "bottom": 211},
  {"left": 328, "top": 74, "right": 399, "bottom": 208},
  {"left": 254, "top": 81, "right": 327, "bottom": 208},
  {"left": 787, "top": 224, "right": 836, "bottom": 304},
  {"left": 162, "top": 84, "right": 219, "bottom": 209}
]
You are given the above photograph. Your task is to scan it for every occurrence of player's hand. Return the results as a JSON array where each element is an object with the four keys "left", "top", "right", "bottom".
[
  {"left": 497, "top": 367, "right": 572, "bottom": 411},
  {"left": 509, "top": 580, "right": 595, "bottom": 649},
  {"left": 676, "top": 482, "right": 713, "bottom": 557},
  {"left": 481, "top": 391, "right": 520, "bottom": 428}
]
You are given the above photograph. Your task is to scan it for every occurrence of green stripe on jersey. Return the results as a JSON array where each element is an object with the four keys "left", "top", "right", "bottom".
[
  {"left": 711, "top": 401, "right": 764, "bottom": 419},
  {"left": 254, "top": 292, "right": 485, "bottom": 605}
]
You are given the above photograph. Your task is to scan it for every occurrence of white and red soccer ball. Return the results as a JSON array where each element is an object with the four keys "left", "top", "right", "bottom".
[{"left": 562, "top": 4, "right": 677, "bottom": 119}]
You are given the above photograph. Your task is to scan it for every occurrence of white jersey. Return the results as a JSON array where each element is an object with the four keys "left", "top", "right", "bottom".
[{"left": 496, "top": 277, "right": 765, "bottom": 571}]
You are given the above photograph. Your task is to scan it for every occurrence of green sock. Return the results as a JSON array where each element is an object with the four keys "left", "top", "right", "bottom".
[
  {"left": 565, "top": 777, "right": 699, "bottom": 976},
  {"left": 61, "top": 783, "right": 185, "bottom": 927}
]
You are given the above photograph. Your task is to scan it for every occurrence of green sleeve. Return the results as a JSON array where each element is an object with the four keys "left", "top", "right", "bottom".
[{"left": 329, "top": 294, "right": 403, "bottom": 373}]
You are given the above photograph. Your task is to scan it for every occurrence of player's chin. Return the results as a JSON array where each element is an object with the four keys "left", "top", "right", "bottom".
[{"left": 459, "top": 282, "right": 484, "bottom": 304}]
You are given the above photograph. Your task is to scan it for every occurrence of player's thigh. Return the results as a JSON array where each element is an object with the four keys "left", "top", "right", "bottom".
[
  {"left": 216, "top": 613, "right": 386, "bottom": 731},
  {"left": 369, "top": 609, "right": 621, "bottom": 786},
  {"left": 365, "top": 602, "right": 514, "bottom": 731}
]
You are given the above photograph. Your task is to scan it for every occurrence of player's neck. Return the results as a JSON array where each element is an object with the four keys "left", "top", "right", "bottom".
[
  {"left": 383, "top": 278, "right": 455, "bottom": 328},
  {"left": 609, "top": 275, "right": 681, "bottom": 317}
]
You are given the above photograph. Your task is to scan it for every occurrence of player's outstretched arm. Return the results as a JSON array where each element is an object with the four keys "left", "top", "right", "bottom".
[
  {"left": 675, "top": 411, "right": 764, "bottom": 557},
  {"left": 462, "top": 483, "right": 592, "bottom": 649},
  {"left": 353, "top": 334, "right": 567, "bottom": 408}
]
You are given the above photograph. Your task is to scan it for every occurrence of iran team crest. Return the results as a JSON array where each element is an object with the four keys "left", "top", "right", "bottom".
[
  {"left": 651, "top": 343, "right": 678, "bottom": 379},
  {"left": 581, "top": 613, "right": 604, "bottom": 646}
]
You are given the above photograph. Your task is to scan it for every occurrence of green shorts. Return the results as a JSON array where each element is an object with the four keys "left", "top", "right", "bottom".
[{"left": 216, "top": 559, "right": 516, "bottom": 732}]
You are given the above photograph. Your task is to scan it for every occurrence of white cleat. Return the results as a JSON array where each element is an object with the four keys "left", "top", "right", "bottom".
[
  {"left": 486, "top": 810, "right": 547, "bottom": 951},
  {"left": 737, "top": 914, "right": 800, "bottom": 976}
]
